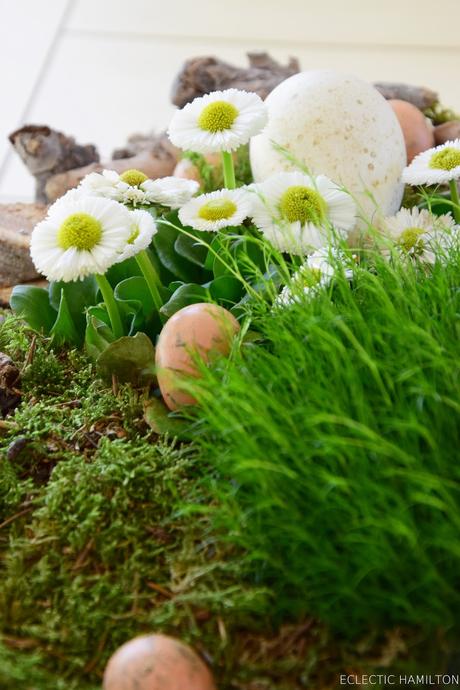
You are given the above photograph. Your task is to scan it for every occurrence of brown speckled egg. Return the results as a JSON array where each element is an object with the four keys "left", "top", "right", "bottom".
[
  {"left": 173, "top": 153, "right": 222, "bottom": 184},
  {"left": 389, "top": 99, "right": 434, "bottom": 163},
  {"left": 156, "top": 303, "right": 240, "bottom": 411},
  {"left": 103, "top": 634, "right": 216, "bottom": 690},
  {"left": 172, "top": 158, "right": 202, "bottom": 183}
]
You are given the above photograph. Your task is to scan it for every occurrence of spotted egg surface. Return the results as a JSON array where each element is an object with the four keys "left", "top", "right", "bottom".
[{"left": 250, "top": 70, "right": 406, "bottom": 225}]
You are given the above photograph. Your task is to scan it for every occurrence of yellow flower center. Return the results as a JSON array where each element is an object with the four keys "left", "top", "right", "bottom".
[
  {"left": 198, "top": 198, "right": 237, "bottom": 221},
  {"left": 127, "top": 225, "right": 140, "bottom": 244},
  {"left": 198, "top": 101, "right": 239, "bottom": 133},
  {"left": 120, "top": 169, "right": 148, "bottom": 186},
  {"left": 429, "top": 147, "right": 460, "bottom": 171},
  {"left": 399, "top": 227, "right": 425, "bottom": 252},
  {"left": 57, "top": 213, "right": 102, "bottom": 251},
  {"left": 279, "top": 186, "right": 327, "bottom": 224},
  {"left": 299, "top": 267, "right": 322, "bottom": 288}
]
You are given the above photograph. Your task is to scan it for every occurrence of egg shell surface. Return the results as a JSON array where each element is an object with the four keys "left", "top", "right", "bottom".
[
  {"left": 250, "top": 70, "right": 406, "bottom": 225},
  {"left": 389, "top": 99, "right": 434, "bottom": 163},
  {"left": 156, "top": 302, "right": 240, "bottom": 410},
  {"left": 103, "top": 634, "right": 216, "bottom": 690}
]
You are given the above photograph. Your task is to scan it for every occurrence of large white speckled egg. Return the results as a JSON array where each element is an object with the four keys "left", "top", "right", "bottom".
[{"left": 250, "top": 70, "right": 406, "bottom": 225}]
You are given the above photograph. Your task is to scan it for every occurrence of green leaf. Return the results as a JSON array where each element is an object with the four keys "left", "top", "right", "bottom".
[
  {"left": 114, "top": 276, "right": 170, "bottom": 338},
  {"left": 106, "top": 256, "right": 142, "bottom": 286},
  {"left": 154, "top": 215, "right": 206, "bottom": 283},
  {"left": 209, "top": 275, "right": 244, "bottom": 305},
  {"left": 143, "top": 397, "right": 188, "bottom": 436},
  {"left": 85, "top": 309, "right": 116, "bottom": 361},
  {"left": 211, "top": 236, "right": 231, "bottom": 278},
  {"left": 174, "top": 231, "right": 209, "bottom": 267},
  {"left": 10, "top": 286, "right": 57, "bottom": 334},
  {"left": 48, "top": 277, "right": 98, "bottom": 345},
  {"left": 231, "top": 236, "right": 267, "bottom": 278},
  {"left": 204, "top": 235, "right": 222, "bottom": 272},
  {"left": 50, "top": 291, "right": 81, "bottom": 345},
  {"left": 160, "top": 283, "right": 210, "bottom": 319},
  {"left": 114, "top": 276, "right": 151, "bottom": 336},
  {"left": 96, "top": 332, "right": 156, "bottom": 385}
]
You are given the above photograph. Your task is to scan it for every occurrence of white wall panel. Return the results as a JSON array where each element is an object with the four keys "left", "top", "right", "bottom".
[
  {"left": 1, "top": 0, "right": 459, "bottom": 202},
  {"left": 68, "top": 0, "right": 460, "bottom": 49}
]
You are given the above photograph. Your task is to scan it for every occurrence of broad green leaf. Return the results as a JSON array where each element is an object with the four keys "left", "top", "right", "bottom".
[
  {"left": 160, "top": 283, "right": 210, "bottom": 319},
  {"left": 97, "top": 332, "right": 155, "bottom": 385},
  {"left": 209, "top": 275, "right": 244, "bottom": 305},
  {"left": 231, "top": 236, "right": 267, "bottom": 278},
  {"left": 114, "top": 276, "right": 170, "bottom": 338},
  {"left": 154, "top": 216, "right": 205, "bottom": 283},
  {"left": 49, "top": 276, "right": 98, "bottom": 343},
  {"left": 143, "top": 397, "right": 188, "bottom": 436},
  {"left": 10, "top": 286, "right": 57, "bottom": 334},
  {"left": 106, "top": 256, "right": 142, "bottom": 286},
  {"left": 174, "top": 231, "right": 209, "bottom": 267},
  {"left": 204, "top": 235, "right": 222, "bottom": 272},
  {"left": 85, "top": 309, "right": 116, "bottom": 361},
  {"left": 50, "top": 290, "right": 81, "bottom": 345}
]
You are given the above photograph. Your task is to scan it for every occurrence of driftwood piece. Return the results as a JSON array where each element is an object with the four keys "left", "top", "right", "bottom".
[
  {"left": 9, "top": 125, "right": 99, "bottom": 204},
  {"left": 0, "top": 203, "right": 47, "bottom": 286},
  {"left": 171, "top": 52, "right": 300, "bottom": 108},
  {"left": 0, "top": 280, "right": 48, "bottom": 308},
  {"left": 373, "top": 82, "right": 438, "bottom": 111},
  {"left": 172, "top": 53, "right": 439, "bottom": 113},
  {"left": 45, "top": 135, "right": 179, "bottom": 203},
  {"left": 434, "top": 121, "right": 460, "bottom": 145}
]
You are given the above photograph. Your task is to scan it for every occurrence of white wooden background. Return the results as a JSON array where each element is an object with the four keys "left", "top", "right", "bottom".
[{"left": 1, "top": 0, "right": 460, "bottom": 202}]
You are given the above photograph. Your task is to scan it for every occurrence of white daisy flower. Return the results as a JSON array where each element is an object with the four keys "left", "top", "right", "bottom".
[
  {"left": 275, "top": 248, "right": 352, "bottom": 307},
  {"left": 178, "top": 188, "right": 252, "bottom": 232},
  {"left": 116, "top": 209, "right": 157, "bottom": 263},
  {"left": 142, "top": 176, "right": 199, "bottom": 208},
  {"left": 167, "top": 88, "right": 268, "bottom": 154},
  {"left": 79, "top": 168, "right": 150, "bottom": 206},
  {"left": 79, "top": 169, "right": 120, "bottom": 199},
  {"left": 251, "top": 172, "right": 357, "bottom": 255},
  {"left": 380, "top": 206, "right": 459, "bottom": 264},
  {"left": 402, "top": 139, "right": 460, "bottom": 186},
  {"left": 30, "top": 196, "right": 132, "bottom": 282}
]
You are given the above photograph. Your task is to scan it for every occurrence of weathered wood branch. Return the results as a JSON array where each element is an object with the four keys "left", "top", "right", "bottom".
[
  {"left": 44, "top": 134, "right": 178, "bottom": 203},
  {"left": 171, "top": 52, "right": 300, "bottom": 107},
  {"left": 373, "top": 82, "right": 438, "bottom": 111},
  {"left": 172, "top": 53, "right": 439, "bottom": 112},
  {"left": 9, "top": 125, "right": 99, "bottom": 204},
  {"left": 0, "top": 203, "right": 47, "bottom": 287}
]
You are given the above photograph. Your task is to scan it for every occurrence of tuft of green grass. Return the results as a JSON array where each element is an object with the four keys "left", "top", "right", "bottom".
[{"left": 187, "top": 249, "right": 460, "bottom": 637}]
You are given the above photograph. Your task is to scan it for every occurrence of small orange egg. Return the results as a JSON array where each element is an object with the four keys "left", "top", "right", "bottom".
[
  {"left": 103, "top": 634, "right": 216, "bottom": 690},
  {"left": 389, "top": 99, "right": 434, "bottom": 163},
  {"left": 173, "top": 153, "right": 222, "bottom": 184},
  {"left": 156, "top": 303, "right": 240, "bottom": 411},
  {"left": 172, "top": 158, "right": 202, "bottom": 183}
]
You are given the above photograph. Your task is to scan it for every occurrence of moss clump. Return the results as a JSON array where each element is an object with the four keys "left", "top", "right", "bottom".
[
  {"left": 0, "top": 318, "right": 271, "bottom": 688},
  {"left": 423, "top": 101, "right": 460, "bottom": 125}
]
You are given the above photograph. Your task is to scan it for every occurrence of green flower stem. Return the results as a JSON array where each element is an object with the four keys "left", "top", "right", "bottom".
[
  {"left": 135, "top": 249, "right": 164, "bottom": 317},
  {"left": 449, "top": 179, "right": 460, "bottom": 224},
  {"left": 96, "top": 274, "right": 124, "bottom": 340},
  {"left": 221, "top": 150, "right": 236, "bottom": 190}
]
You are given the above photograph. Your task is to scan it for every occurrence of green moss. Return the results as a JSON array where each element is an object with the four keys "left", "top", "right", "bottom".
[
  {"left": 423, "top": 101, "right": 460, "bottom": 125},
  {"left": 0, "top": 318, "right": 271, "bottom": 688}
]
